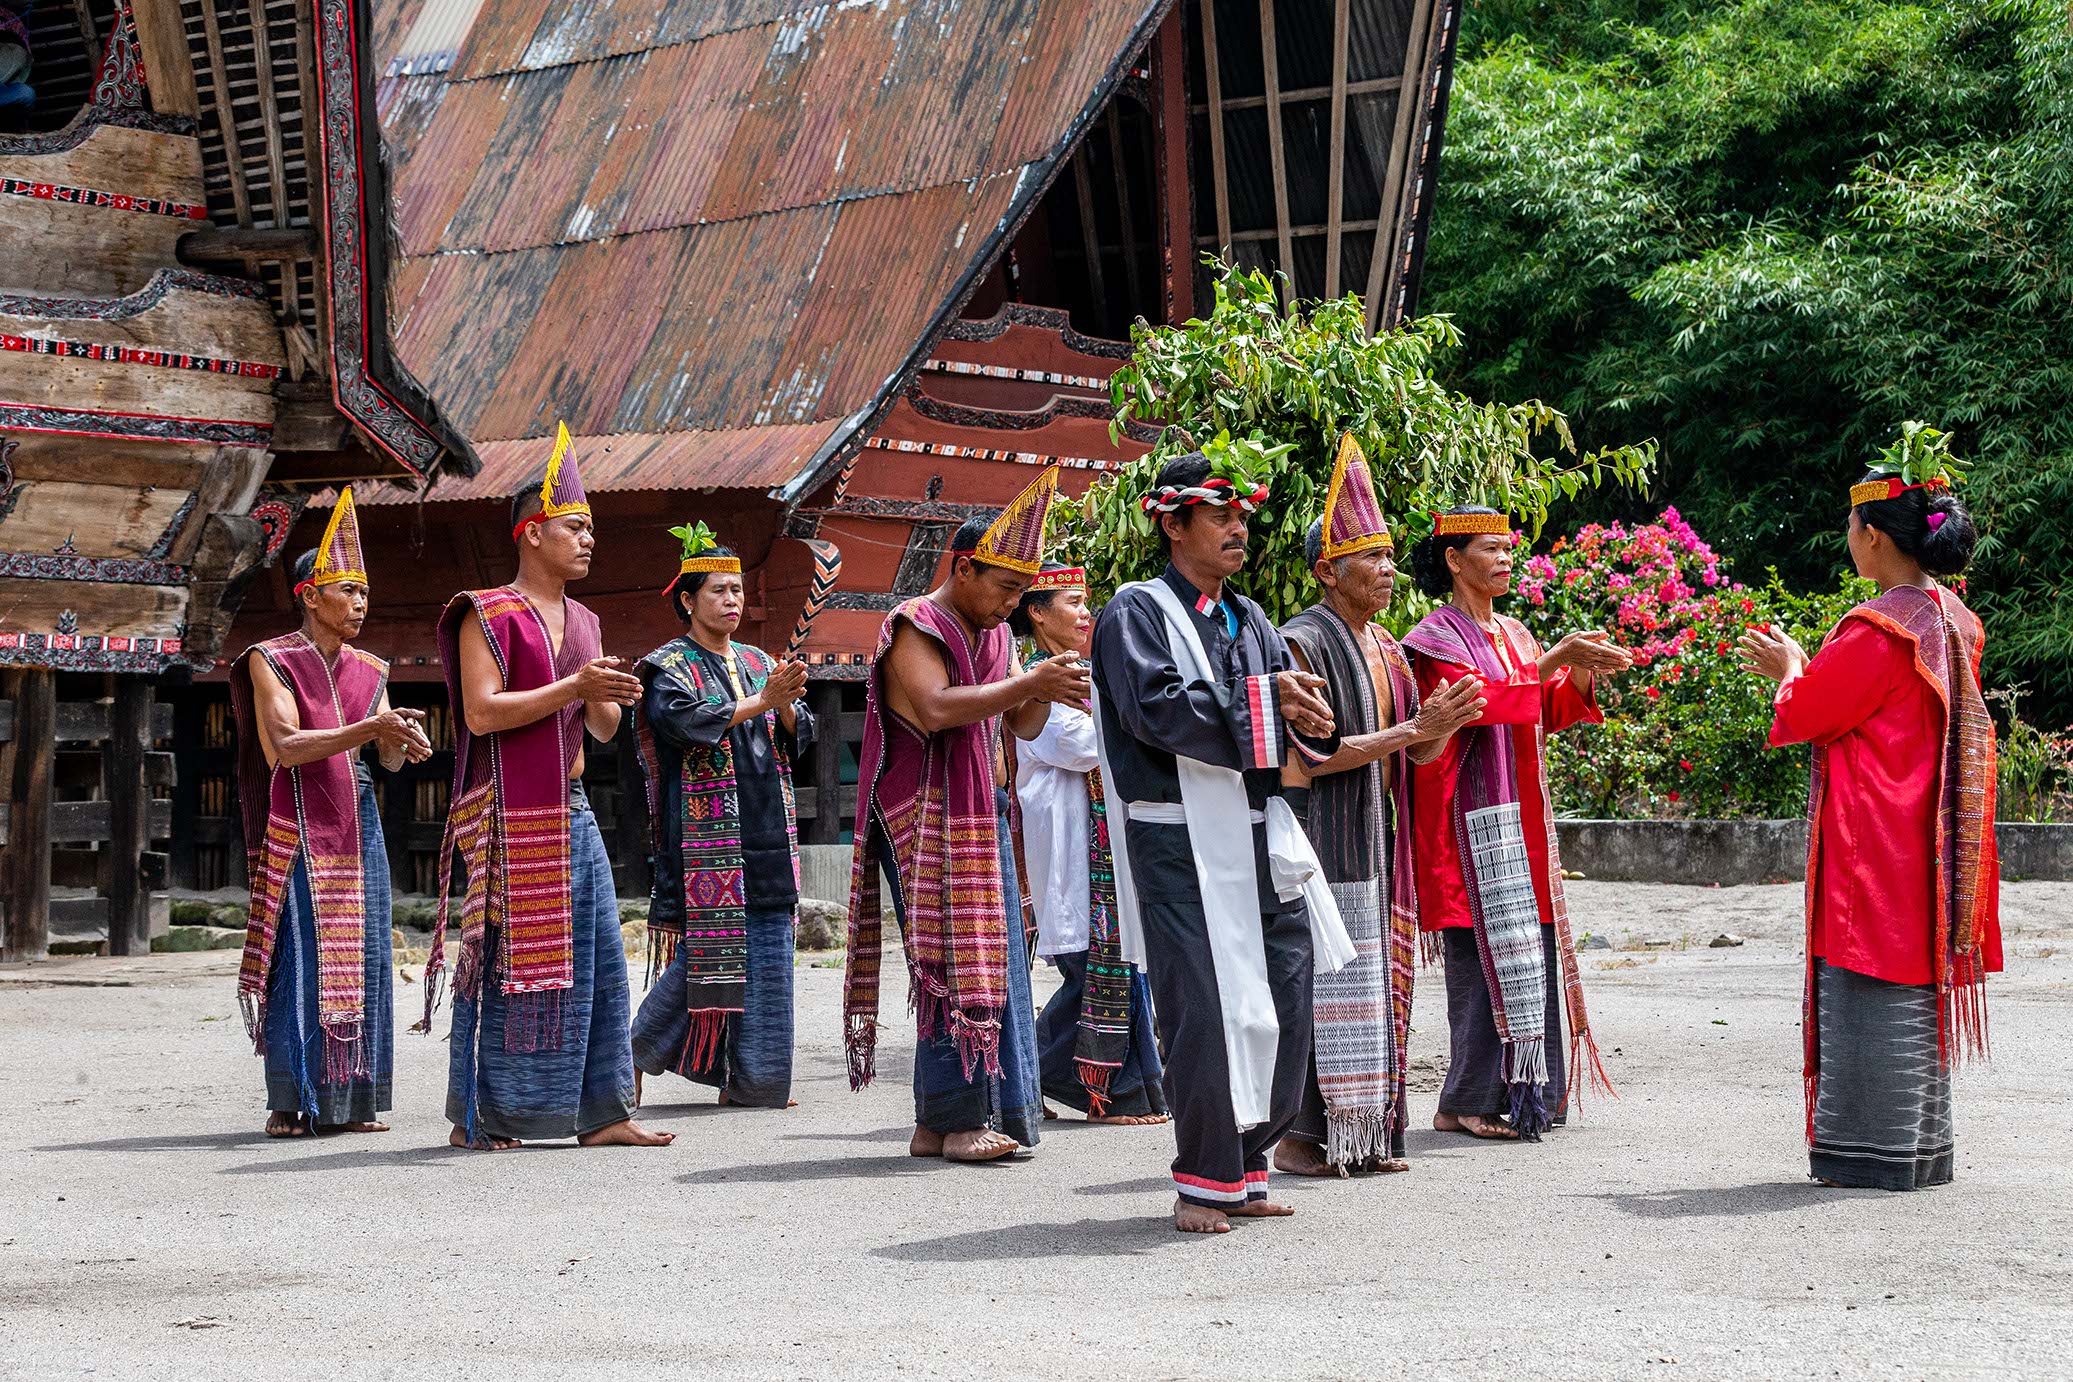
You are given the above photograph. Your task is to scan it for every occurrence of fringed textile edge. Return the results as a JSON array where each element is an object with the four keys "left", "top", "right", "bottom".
[
  {"left": 845, "top": 1015, "right": 879, "bottom": 1090},
  {"left": 1076, "top": 1059, "right": 1116, "bottom": 1117}
]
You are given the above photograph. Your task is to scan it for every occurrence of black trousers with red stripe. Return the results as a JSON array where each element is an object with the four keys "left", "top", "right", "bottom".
[{"left": 1130, "top": 820, "right": 1314, "bottom": 1210}]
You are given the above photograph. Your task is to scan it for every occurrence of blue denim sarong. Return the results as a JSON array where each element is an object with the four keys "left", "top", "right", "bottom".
[
  {"left": 444, "top": 801, "right": 637, "bottom": 1142},
  {"left": 264, "top": 782, "right": 394, "bottom": 1124},
  {"left": 631, "top": 907, "right": 796, "bottom": 1107},
  {"left": 1035, "top": 955, "right": 1167, "bottom": 1118},
  {"left": 898, "top": 788, "right": 1040, "bottom": 1145}
]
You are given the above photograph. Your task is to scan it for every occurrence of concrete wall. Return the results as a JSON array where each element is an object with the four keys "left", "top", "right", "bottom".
[
  {"left": 800, "top": 844, "right": 855, "bottom": 905},
  {"left": 1555, "top": 820, "right": 2073, "bottom": 884}
]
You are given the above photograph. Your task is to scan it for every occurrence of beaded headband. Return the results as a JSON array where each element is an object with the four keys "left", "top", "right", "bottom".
[
  {"left": 1431, "top": 511, "right": 1512, "bottom": 537},
  {"left": 1029, "top": 566, "right": 1085, "bottom": 592},
  {"left": 1849, "top": 475, "right": 1950, "bottom": 507}
]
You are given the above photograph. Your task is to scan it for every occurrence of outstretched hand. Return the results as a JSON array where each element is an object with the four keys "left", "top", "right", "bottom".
[
  {"left": 1025, "top": 652, "right": 1092, "bottom": 710},
  {"left": 1737, "top": 624, "right": 1807, "bottom": 684},
  {"left": 574, "top": 656, "right": 643, "bottom": 707},
  {"left": 1412, "top": 675, "right": 1486, "bottom": 743},
  {"left": 760, "top": 657, "right": 810, "bottom": 710},
  {"left": 1277, "top": 669, "right": 1335, "bottom": 739},
  {"left": 369, "top": 706, "right": 434, "bottom": 762},
  {"left": 1554, "top": 629, "right": 1633, "bottom": 675}
]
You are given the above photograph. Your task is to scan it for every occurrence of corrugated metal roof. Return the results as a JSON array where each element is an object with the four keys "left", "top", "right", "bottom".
[
  {"left": 352, "top": 424, "right": 834, "bottom": 505},
  {"left": 375, "top": 0, "right": 1172, "bottom": 499}
]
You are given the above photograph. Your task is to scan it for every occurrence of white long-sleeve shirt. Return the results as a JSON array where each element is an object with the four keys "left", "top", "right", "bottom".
[{"left": 1013, "top": 701, "right": 1098, "bottom": 957}]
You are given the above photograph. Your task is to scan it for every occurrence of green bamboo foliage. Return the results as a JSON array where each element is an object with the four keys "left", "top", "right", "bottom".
[{"left": 1055, "top": 261, "right": 1657, "bottom": 624}]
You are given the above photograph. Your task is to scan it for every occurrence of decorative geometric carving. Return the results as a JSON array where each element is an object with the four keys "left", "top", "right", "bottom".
[
  {"left": 783, "top": 538, "right": 843, "bottom": 661},
  {"left": 0, "top": 270, "right": 268, "bottom": 323},
  {"left": 0, "top": 402, "right": 271, "bottom": 447},
  {"left": 0, "top": 328, "right": 280, "bottom": 378},
  {"left": 248, "top": 494, "right": 309, "bottom": 565},
  {"left": 311, "top": 0, "right": 471, "bottom": 479}
]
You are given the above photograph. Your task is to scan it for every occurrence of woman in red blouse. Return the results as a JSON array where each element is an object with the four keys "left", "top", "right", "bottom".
[
  {"left": 1403, "top": 507, "right": 1630, "bottom": 1140},
  {"left": 1741, "top": 471, "right": 1998, "bottom": 1191}
]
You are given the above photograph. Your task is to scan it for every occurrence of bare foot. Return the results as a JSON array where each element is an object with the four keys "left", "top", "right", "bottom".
[
  {"left": 1433, "top": 1111, "right": 1519, "bottom": 1140},
  {"left": 448, "top": 1124, "right": 520, "bottom": 1151},
  {"left": 1368, "top": 1156, "right": 1411, "bottom": 1173},
  {"left": 716, "top": 1091, "right": 800, "bottom": 1108},
  {"left": 1042, "top": 1103, "right": 1063, "bottom": 1121},
  {"left": 909, "top": 1125, "right": 946, "bottom": 1157},
  {"left": 265, "top": 1111, "right": 307, "bottom": 1139},
  {"left": 319, "top": 1120, "right": 390, "bottom": 1134},
  {"left": 634, "top": 1069, "right": 643, "bottom": 1110},
  {"left": 1226, "top": 1199, "right": 1296, "bottom": 1218},
  {"left": 942, "top": 1128, "right": 1021, "bottom": 1162},
  {"left": 578, "top": 1118, "right": 675, "bottom": 1147},
  {"left": 1088, "top": 1112, "right": 1170, "bottom": 1126},
  {"left": 1272, "top": 1137, "right": 1342, "bottom": 1178},
  {"left": 1173, "top": 1197, "right": 1231, "bottom": 1234}
]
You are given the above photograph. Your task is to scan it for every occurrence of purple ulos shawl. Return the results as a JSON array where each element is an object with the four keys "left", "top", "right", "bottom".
[
  {"left": 1402, "top": 603, "right": 1608, "bottom": 1136},
  {"left": 230, "top": 633, "right": 387, "bottom": 1080},
  {"left": 421, "top": 586, "right": 599, "bottom": 1052},
  {"left": 842, "top": 596, "right": 1012, "bottom": 1088}
]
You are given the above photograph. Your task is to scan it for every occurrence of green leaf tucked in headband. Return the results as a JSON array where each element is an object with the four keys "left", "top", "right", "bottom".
[
  {"left": 1870, "top": 421, "right": 1967, "bottom": 489},
  {"left": 669, "top": 520, "right": 719, "bottom": 561}
]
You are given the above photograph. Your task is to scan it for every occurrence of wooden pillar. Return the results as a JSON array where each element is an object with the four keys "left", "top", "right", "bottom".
[
  {"left": 804, "top": 681, "right": 843, "bottom": 844},
  {"left": 1, "top": 669, "right": 56, "bottom": 963},
  {"left": 1151, "top": 10, "right": 1195, "bottom": 324},
  {"left": 106, "top": 678, "right": 153, "bottom": 956}
]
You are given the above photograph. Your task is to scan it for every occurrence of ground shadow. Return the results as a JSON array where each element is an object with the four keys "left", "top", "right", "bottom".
[
  {"left": 1400, "top": 1127, "right": 1549, "bottom": 1155},
  {"left": 779, "top": 1125, "right": 914, "bottom": 1144},
  {"left": 872, "top": 1216, "right": 1172, "bottom": 1262},
  {"left": 1073, "top": 1176, "right": 1173, "bottom": 1197},
  {"left": 36, "top": 1131, "right": 275, "bottom": 1154},
  {"left": 216, "top": 1143, "right": 480, "bottom": 1175},
  {"left": 678, "top": 1152, "right": 989, "bottom": 1186},
  {"left": 1585, "top": 1182, "right": 1865, "bottom": 1219}
]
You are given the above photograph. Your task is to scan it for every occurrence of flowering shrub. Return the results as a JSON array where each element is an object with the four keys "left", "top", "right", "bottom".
[
  {"left": 1514, "top": 508, "right": 1870, "bottom": 819},
  {"left": 1987, "top": 685, "right": 2073, "bottom": 823}
]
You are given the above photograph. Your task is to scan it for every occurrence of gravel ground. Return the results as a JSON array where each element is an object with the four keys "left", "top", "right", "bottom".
[{"left": 3, "top": 881, "right": 2070, "bottom": 1380}]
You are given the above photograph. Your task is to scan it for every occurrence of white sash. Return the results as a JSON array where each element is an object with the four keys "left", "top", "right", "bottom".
[{"left": 1093, "top": 579, "right": 1350, "bottom": 1128}]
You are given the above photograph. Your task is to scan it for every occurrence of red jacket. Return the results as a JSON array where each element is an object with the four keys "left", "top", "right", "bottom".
[
  {"left": 1410, "top": 622, "right": 1600, "bottom": 932},
  {"left": 1768, "top": 612, "right": 2003, "bottom": 984}
]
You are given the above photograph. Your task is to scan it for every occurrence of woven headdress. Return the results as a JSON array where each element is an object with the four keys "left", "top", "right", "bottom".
[
  {"left": 1319, "top": 433, "right": 1393, "bottom": 560},
  {"left": 296, "top": 486, "right": 368, "bottom": 596},
  {"left": 958, "top": 465, "right": 1057, "bottom": 576},
  {"left": 667, "top": 520, "right": 740, "bottom": 593},
  {"left": 513, "top": 421, "right": 591, "bottom": 540}
]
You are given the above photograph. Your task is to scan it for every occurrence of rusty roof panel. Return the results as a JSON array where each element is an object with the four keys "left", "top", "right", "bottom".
[
  {"left": 353, "top": 423, "right": 838, "bottom": 504},
  {"left": 379, "top": 0, "right": 1174, "bottom": 492}
]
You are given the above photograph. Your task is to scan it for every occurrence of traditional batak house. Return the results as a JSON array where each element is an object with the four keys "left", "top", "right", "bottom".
[
  {"left": 188, "top": 0, "right": 1465, "bottom": 898},
  {"left": 0, "top": 0, "right": 476, "bottom": 956}
]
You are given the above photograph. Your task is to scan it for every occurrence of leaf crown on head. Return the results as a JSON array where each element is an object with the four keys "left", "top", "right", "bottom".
[
  {"left": 1850, "top": 421, "right": 1965, "bottom": 506},
  {"left": 670, "top": 519, "right": 741, "bottom": 577}
]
